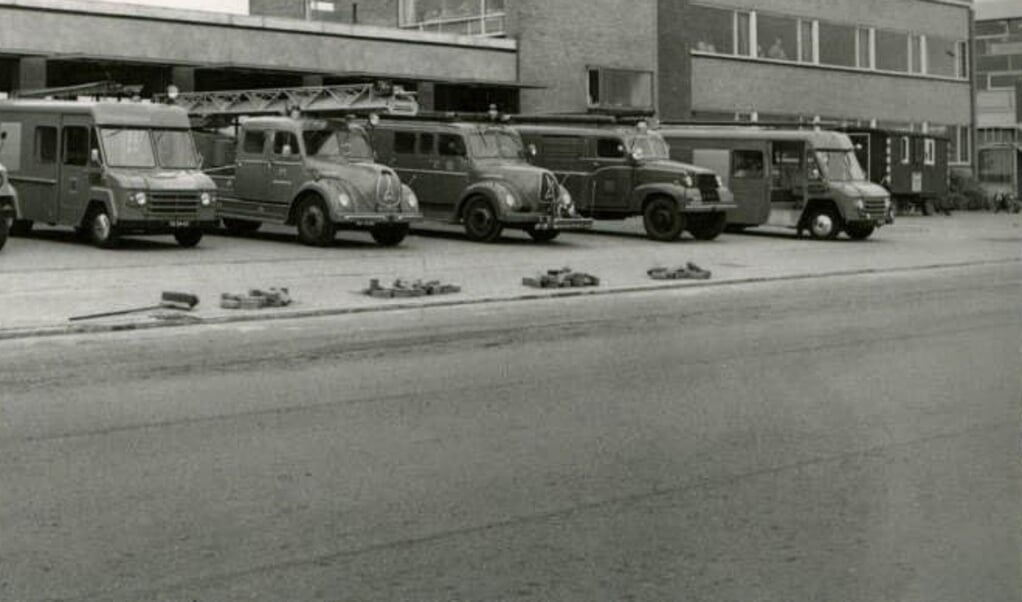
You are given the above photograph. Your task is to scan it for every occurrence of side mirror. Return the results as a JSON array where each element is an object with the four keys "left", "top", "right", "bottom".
[
  {"left": 809, "top": 166, "right": 821, "bottom": 180},
  {"left": 90, "top": 148, "right": 101, "bottom": 165},
  {"left": 527, "top": 143, "right": 537, "bottom": 159}
]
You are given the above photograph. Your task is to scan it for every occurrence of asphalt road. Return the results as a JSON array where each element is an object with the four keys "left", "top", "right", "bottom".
[{"left": 0, "top": 263, "right": 1019, "bottom": 601}]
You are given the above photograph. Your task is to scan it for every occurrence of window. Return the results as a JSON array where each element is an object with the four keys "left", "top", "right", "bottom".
[
  {"left": 923, "top": 138, "right": 936, "bottom": 166},
  {"left": 927, "top": 36, "right": 957, "bottom": 77},
  {"left": 857, "top": 28, "right": 873, "bottom": 69},
  {"left": 394, "top": 132, "right": 416, "bottom": 154},
  {"left": 979, "top": 55, "right": 1010, "bottom": 72},
  {"left": 272, "top": 131, "right": 299, "bottom": 156},
  {"left": 876, "top": 29, "right": 909, "bottom": 72},
  {"left": 975, "top": 21, "right": 1008, "bottom": 37},
  {"left": 989, "top": 74, "right": 1020, "bottom": 88},
  {"left": 947, "top": 125, "right": 970, "bottom": 164},
  {"left": 418, "top": 133, "right": 435, "bottom": 154},
  {"left": 62, "top": 126, "right": 89, "bottom": 166},
  {"left": 799, "top": 20, "right": 816, "bottom": 63},
  {"left": 690, "top": 4, "right": 733, "bottom": 54},
  {"left": 732, "top": 150, "right": 764, "bottom": 178},
  {"left": 909, "top": 34, "right": 924, "bottom": 74},
  {"left": 35, "top": 126, "right": 57, "bottom": 163},
  {"left": 438, "top": 134, "right": 465, "bottom": 156},
  {"left": 900, "top": 136, "right": 911, "bottom": 165},
  {"left": 587, "top": 67, "right": 653, "bottom": 110},
  {"left": 400, "top": 0, "right": 506, "bottom": 36},
  {"left": 736, "top": 11, "right": 753, "bottom": 56},
  {"left": 758, "top": 13, "right": 797, "bottom": 61},
  {"left": 819, "top": 21, "right": 856, "bottom": 67},
  {"left": 596, "top": 138, "right": 626, "bottom": 159},
  {"left": 242, "top": 130, "right": 267, "bottom": 154}
]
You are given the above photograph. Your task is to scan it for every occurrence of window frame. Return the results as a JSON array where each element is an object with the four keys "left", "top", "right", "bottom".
[
  {"left": 900, "top": 136, "right": 911, "bottom": 165},
  {"left": 62, "top": 126, "right": 90, "bottom": 167},
  {"left": 35, "top": 125, "right": 58, "bottom": 164},
  {"left": 242, "top": 129, "right": 268, "bottom": 156}
]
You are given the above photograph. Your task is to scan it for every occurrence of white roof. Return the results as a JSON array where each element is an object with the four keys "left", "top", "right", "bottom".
[{"left": 976, "top": 0, "right": 1022, "bottom": 21}]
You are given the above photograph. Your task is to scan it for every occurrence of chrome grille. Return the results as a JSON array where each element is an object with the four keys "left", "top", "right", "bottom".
[
  {"left": 696, "top": 174, "right": 720, "bottom": 203},
  {"left": 863, "top": 197, "right": 888, "bottom": 219},
  {"left": 540, "top": 172, "right": 559, "bottom": 209},
  {"left": 376, "top": 171, "right": 402, "bottom": 209},
  {"left": 148, "top": 192, "right": 200, "bottom": 217}
]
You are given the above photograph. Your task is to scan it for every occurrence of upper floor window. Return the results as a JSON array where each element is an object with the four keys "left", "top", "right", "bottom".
[
  {"left": 757, "top": 13, "right": 797, "bottom": 61},
  {"left": 400, "top": 0, "right": 505, "bottom": 36},
  {"left": 690, "top": 4, "right": 733, "bottom": 54},
  {"left": 587, "top": 67, "right": 653, "bottom": 111},
  {"left": 819, "top": 21, "right": 857, "bottom": 68}
]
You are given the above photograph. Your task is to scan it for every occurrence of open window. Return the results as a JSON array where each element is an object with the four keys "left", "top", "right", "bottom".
[{"left": 923, "top": 138, "right": 936, "bottom": 166}]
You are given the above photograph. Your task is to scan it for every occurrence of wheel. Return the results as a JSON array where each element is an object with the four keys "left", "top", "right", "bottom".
[
  {"left": 370, "top": 223, "right": 409, "bottom": 247},
  {"left": 804, "top": 206, "right": 842, "bottom": 241},
  {"left": 222, "top": 218, "right": 261, "bottom": 235},
  {"left": 296, "top": 195, "right": 336, "bottom": 247},
  {"left": 525, "top": 226, "right": 560, "bottom": 243},
  {"left": 845, "top": 223, "right": 875, "bottom": 240},
  {"left": 173, "top": 228, "right": 203, "bottom": 248},
  {"left": 687, "top": 212, "right": 727, "bottom": 241},
  {"left": 462, "top": 197, "right": 503, "bottom": 243},
  {"left": 0, "top": 216, "right": 8, "bottom": 251},
  {"left": 9, "top": 219, "right": 32, "bottom": 236},
  {"left": 642, "top": 196, "right": 685, "bottom": 241},
  {"left": 85, "top": 206, "right": 119, "bottom": 248}
]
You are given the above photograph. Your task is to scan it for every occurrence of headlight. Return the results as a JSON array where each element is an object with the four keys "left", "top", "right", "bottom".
[
  {"left": 558, "top": 186, "right": 573, "bottom": 209},
  {"left": 855, "top": 199, "right": 865, "bottom": 211},
  {"left": 338, "top": 192, "right": 351, "bottom": 208},
  {"left": 403, "top": 186, "right": 418, "bottom": 209},
  {"left": 681, "top": 174, "right": 694, "bottom": 188},
  {"left": 200, "top": 192, "right": 213, "bottom": 206},
  {"left": 494, "top": 183, "right": 520, "bottom": 210},
  {"left": 883, "top": 198, "right": 891, "bottom": 210},
  {"left": 715, "top": 175, "right": 724, "bottom": 188},
  {"left": 129, "top": 191, "right": 147, "bottom": 207}
]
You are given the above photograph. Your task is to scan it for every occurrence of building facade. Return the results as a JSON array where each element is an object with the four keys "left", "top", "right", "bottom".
[{"left": 974, "top": 0, "right": 1022, "bottom": 144}]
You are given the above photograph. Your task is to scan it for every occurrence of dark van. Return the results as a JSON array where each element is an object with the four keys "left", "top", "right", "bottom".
[
  {"left": 515, "top": 124, "right": 736, "bottom": 241},
  {"left": 371, "top": 120, "right": 592, "bottom": 242}
]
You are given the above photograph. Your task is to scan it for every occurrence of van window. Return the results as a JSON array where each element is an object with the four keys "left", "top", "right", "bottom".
[
  {"left": 243, "top": 130, "right": 267, "bottom": 155},
  {"left": 272, "top": 131, "right": 299, "bottom": 156},
  {"left": 394, "top": 132, "right": 416, "bottom": 154},
  {"left": 36, "top": 126, "right": 57, "bottom": 163},
  {"left": 923, "top": 138, "right": 936, "bottom": 166},
  {"left": 732, "top": 150, "right": 764, "bottom": 178},
  {"left": 596, "top": 138, "right": 626, "bottom": 159},
  {"left": 438, "top": 134, "right": 466, "bottom": 157},
  {"left": 62, "top": 126, "right": 89, "bottom": 166},
  {"left": 539, "top": 135, "right": 584, "bottom": 160},
  {"left": 419, "top": 133, "right": 435, "bottom": 154},
  {"left": 900, "top": 136, "right": 910, "bottom": 164}
]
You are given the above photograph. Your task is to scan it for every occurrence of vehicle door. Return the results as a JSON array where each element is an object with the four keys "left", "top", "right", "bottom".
[
  {"left": 767, "top": 140, "right": 806, "bottom": 228},
  {"left": 269, "top": 129, "right": 302, "bottom": 207},
  {"left": 234, "top": 128, "right": 271, "bottom": 202},
  {"left": 433, "top": 133, "right": 471, "bottom": 215},
  {"left": 589, "top": 136, "right": 633, "bottom": 212},
  {"left": 20, "top": 123, "right": 60, "bottom": 223},
  {"left": 532, "top": 135, "right": 589, "bottom": 213},
  {"left": 58, "top": 118, "right": 95, "bottom": 225},
  {"left": 848, "top": 134, "right": 871, "bottom": 181},
  {"left": 726, "top": 147, "right": 771, "bottom": 225},
  {"left": 379, "top": 129, "right": 437, "bottom": 213}
]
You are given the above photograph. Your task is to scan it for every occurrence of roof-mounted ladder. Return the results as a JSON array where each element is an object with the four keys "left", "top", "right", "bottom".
[{"left": 155, "top": 82, "right": 418, "bottom": 118}]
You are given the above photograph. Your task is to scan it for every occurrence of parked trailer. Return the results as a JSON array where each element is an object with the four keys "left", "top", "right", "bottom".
[
  {"left": 660, "top": 126, "right": 892, "bottom": 240},
  {"left": 839, "top": 127, "right": 949, "bottom": 215},
  {"left": 0, "top": 100, "right": 217, "bottom": 248}
]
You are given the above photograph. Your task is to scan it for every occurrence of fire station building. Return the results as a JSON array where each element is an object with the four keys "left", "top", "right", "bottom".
[{"left": 0, "top": 0, "right": 975, "bottom": 167}]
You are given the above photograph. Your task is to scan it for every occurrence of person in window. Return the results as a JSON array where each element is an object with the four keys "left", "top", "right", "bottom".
[{"left": 767, "top": 37, "right": 788, "bottom": 60}]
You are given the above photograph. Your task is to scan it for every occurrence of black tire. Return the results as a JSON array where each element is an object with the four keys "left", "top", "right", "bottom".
[
  {"left": 525, "top": 226, "right": 560, "bottom": 243},
  {"left": 370, "top": 223, "right": 409, "bottom": 247},
  {"left": 803, "top": 205, "right": 842, "bottom": 241},
  {"left": 9, "top": 219, "right": 32, "bottom": 236},
  {"left": 174, "top": 228, "right": 204, "bottom": 248},
  {"left": 296, "top": 195, "right": 336, "bottom": 247},
  {"left": 845, "top": 223, "right": 876, "bottom": 241},
  {"left": 85, "top": 206, "right": 119, "bottom": 249},
  {"left": 0, "top": 216, "right": 8, "bottom": 251},
  {"left": 687, "top": 212, "right": 727, "bottom": 241},
  {"left": 642, "top": 196, "right": 685, "bottom": 241},
  {"left": 222, "top": 218, "right": 261, "bottom": 235},
  {"left": 462, "top": 197, "right": 503, "bottom": 243}
]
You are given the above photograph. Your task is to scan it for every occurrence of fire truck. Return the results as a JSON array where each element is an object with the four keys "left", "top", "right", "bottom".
[{"left": 160, "top": 83, "right": 423, "bottom": 247}]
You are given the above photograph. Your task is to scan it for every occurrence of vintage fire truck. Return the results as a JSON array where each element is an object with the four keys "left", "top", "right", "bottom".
[{"left": 161, "top": 83, "right": 423, "bottom": 247}]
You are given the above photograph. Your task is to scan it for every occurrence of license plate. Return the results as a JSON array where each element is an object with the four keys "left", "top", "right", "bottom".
[{"left": 168, "top": 220, "right": 190, "bottom": 228}]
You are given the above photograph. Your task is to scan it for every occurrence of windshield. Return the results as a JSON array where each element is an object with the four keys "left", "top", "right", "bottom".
[
  {"left": 814, "top": 150, "right": 866, "bottom": 182},
  {"left": 99, "top": 128, "right": 156, "bottom": 168},
  {"left": 153, "top": 130, "right": 200, "bottom": 169},
  {"left": 629, "top": 134, "right": 670, "bottom": 160},
  {"left": 465, "top": 129, "right": 525, "bottom": 159},
  {"left": 302, "top": 127, "right": 373, "bottom": 161}
]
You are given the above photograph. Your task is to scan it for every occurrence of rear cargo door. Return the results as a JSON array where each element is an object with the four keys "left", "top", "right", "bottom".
[{"left": 58, "top": 117, "right": 93, "bottom": 225}]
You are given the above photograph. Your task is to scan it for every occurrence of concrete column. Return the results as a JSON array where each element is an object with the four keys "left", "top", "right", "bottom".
[
  {"left": 171, "top": 66, "right": 196, "bottom": 93},
  {"left": 17, "top": 57, "right": 47, "bottom": 93},
  {"left": 302, "top": 74, "right": 324, "bottom": 87}
]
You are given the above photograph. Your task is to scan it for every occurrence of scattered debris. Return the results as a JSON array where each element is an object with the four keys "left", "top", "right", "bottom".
[
  {"left": 220, "top": 287, "right": 292, "bottom": 310},
  {"left": 363, "top": 278, "right": 462, "bottom": 299},
  {"left": 69, "top": 291, "right": 199, "bottom": 322},
  {"left": 647, "top": 262, "right": 712, "bottom": 280},
  {"left": 522, "top": 267, "right": 600, "bottom": 288}
]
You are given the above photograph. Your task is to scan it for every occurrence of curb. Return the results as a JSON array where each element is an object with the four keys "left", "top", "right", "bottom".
[{"left": 0, "top": 258, "right": 1016, "bottom": 342}]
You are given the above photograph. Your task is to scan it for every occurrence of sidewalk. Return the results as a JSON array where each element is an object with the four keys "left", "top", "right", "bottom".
[{"left": 1, "top": 213, "right": 1019, "bottom": 340}]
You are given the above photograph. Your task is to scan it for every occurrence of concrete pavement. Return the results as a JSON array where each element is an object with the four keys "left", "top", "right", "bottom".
[{"left": 0, "top": 213, "right": 1019, "bottom": 338}]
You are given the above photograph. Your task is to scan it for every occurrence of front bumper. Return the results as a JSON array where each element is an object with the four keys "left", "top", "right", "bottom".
[
  {"left": 115, "top": 219, "right": 220, "bottom": 234},
  {"left": 337, "top": 213, "right": 424, "bottom": 227},
  {"left": 681, "top": 202, "right": 738, "bottom": 214},
  {"left": 502, "top": 211, "right": 594, "bottom": 231}
]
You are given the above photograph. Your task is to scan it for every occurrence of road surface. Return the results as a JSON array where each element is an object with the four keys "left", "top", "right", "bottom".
[{"left": 0, "top": 263, "right": 1019, "bottom": 601}]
